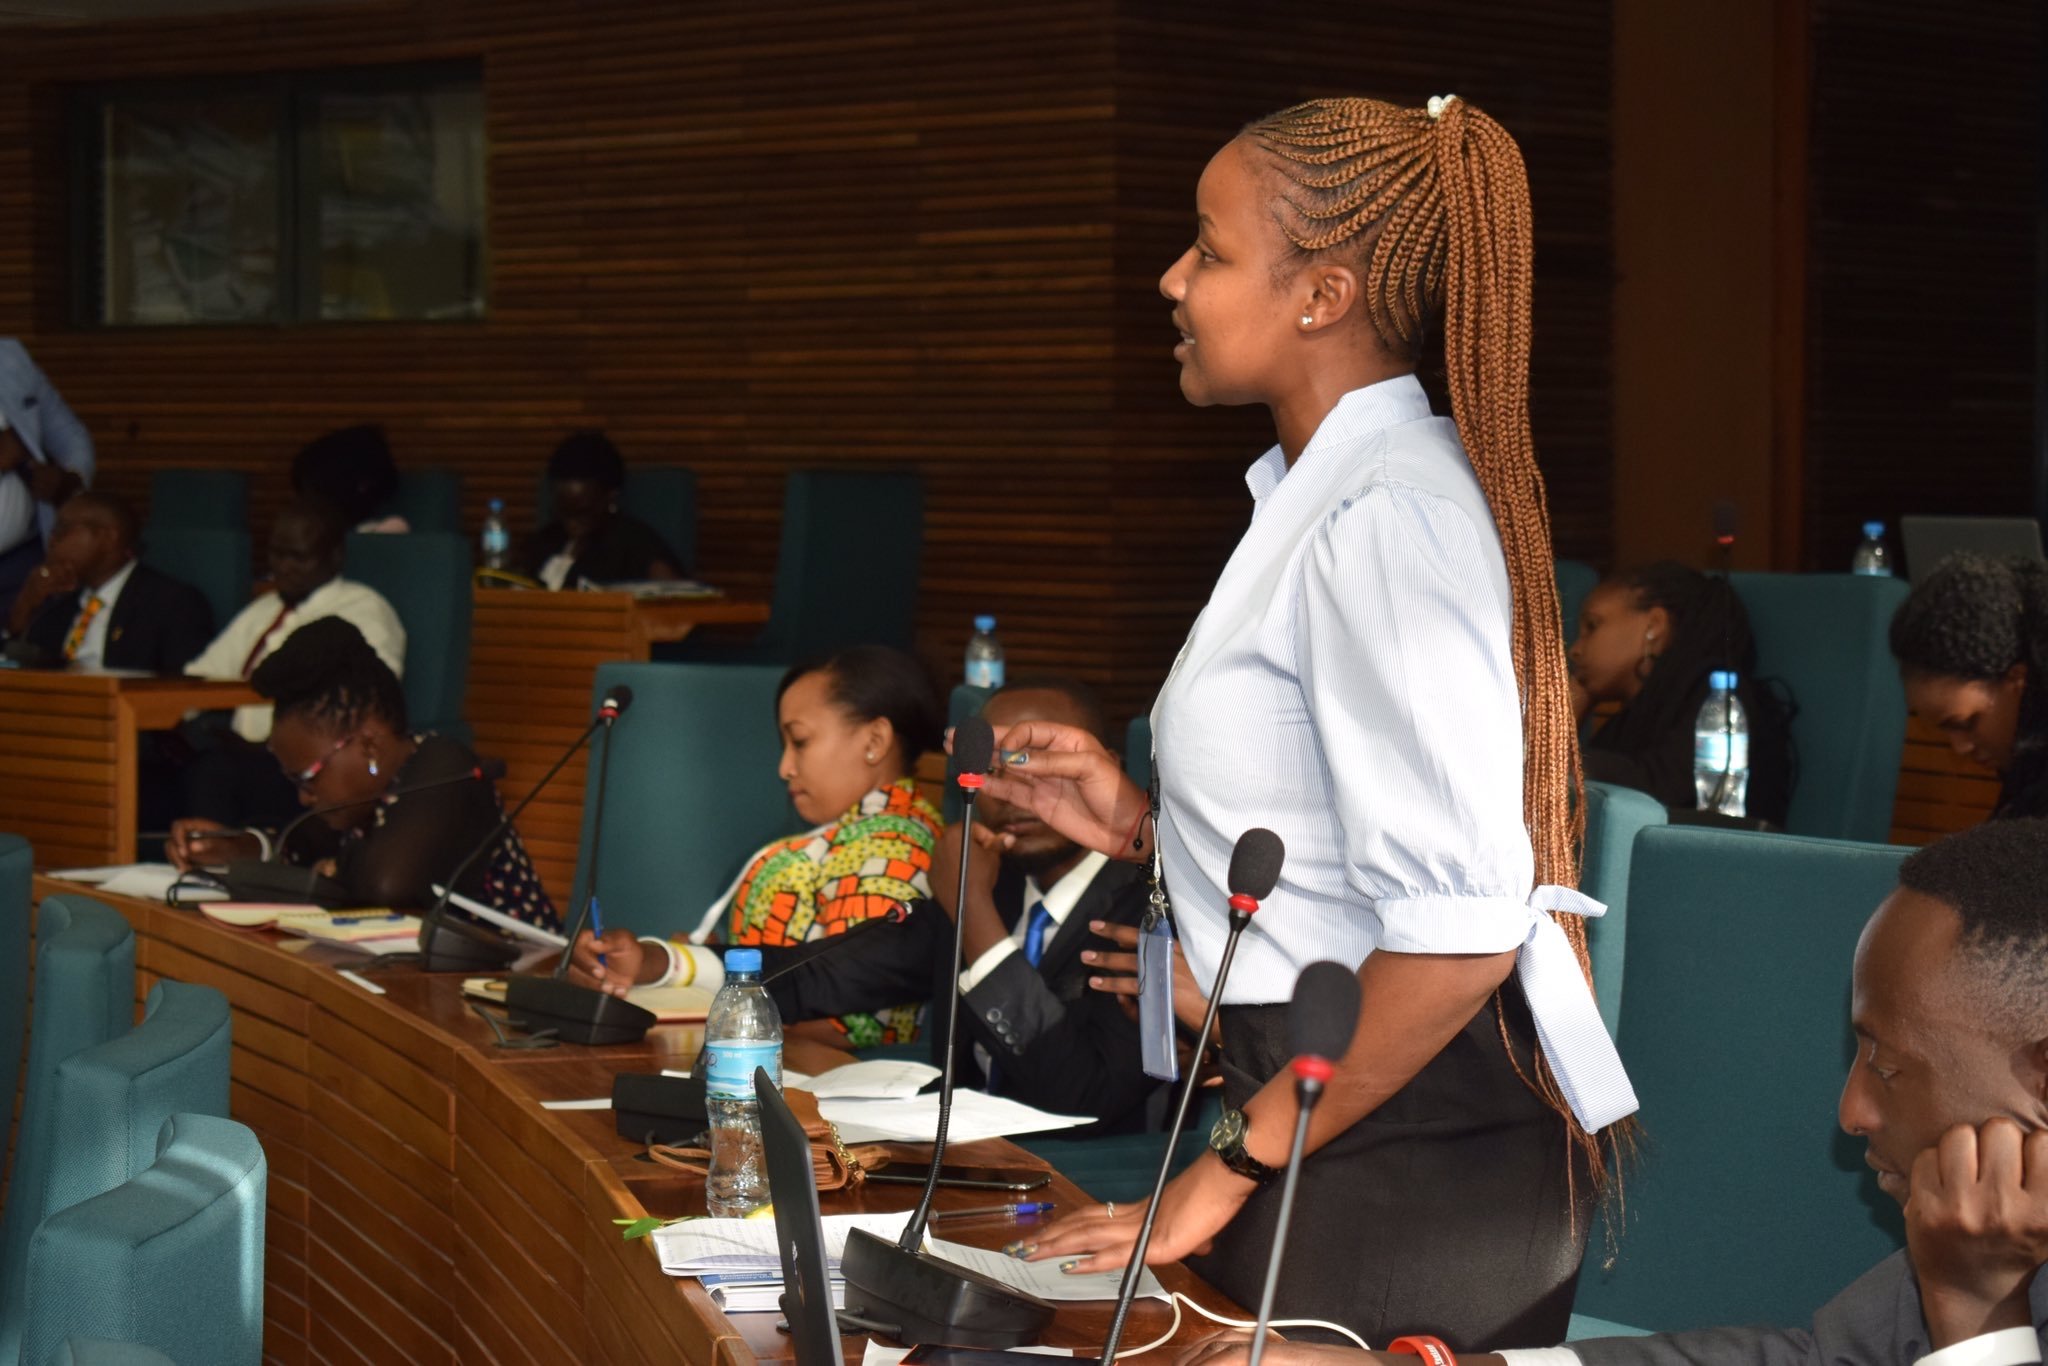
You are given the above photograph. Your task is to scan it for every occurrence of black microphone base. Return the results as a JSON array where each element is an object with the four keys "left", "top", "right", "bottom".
[
  {"left": 840, "top": 1228, "right": 1055, "bottom": 1349},
  {"left": 504, "top": 976, "right": 656, "bottom": 1046},
  {"left": 417, "top": 914, "right": 523, "bottom": 972}
]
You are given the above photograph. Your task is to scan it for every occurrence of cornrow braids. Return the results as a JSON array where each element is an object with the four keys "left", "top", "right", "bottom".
[
  {"left": 250, "top": 616, "right": 408, "bottom": 736},
  {"left": 1891, "top": 553, "right": 2048, "bottom": 817},
  {"left": 1245, "top": 96, "right": 1604, "bottom": 1169}
]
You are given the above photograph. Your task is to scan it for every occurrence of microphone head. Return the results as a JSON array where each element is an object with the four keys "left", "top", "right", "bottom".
[
  {"left": 950, "top": 717, "right": 995, "bottom": 790},
  {"left": 1226, "top": 828, "right": 1286, "bottom": 901},
  {"left": 600, "top": 684, "right": 635, "bottom": 718},
  {"left": 479, "top": 756, "right": 508, "bottom": 782},
  {"left": 1711, "top": 499, "right": 1740, "bottom": 543},
  {"left": 1287, "top": 961, "right": 1361, "bottom": 1064}
]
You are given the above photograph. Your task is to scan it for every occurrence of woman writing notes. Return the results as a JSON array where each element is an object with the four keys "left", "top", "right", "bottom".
[{"left": 987, "top": 97, "right": 1635, "bottom": 1349}]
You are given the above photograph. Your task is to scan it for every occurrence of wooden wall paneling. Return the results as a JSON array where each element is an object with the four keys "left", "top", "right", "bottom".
[
  {"left": 1802, "top": 0, "right": 2041, "bottom": 570},
  {"left": 1, "top": 0, "right": 1613, "bottom": 733},
  {"left": 1889, "top": 713, "right": 2001, "bottom": 844}
]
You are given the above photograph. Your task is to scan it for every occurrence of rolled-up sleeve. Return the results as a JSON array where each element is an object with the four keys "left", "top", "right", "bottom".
[{"left": 1295, "top": 481, "right": 1535, "bottom": 954}]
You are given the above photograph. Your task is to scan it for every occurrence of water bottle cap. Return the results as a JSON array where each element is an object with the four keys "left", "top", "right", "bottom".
[
  {"left": 1863, "top": 521, "right": 1884, "bottom": 538},
  {"left": 723, "top": 947, "right": 763, "bottom": 974},
  {"left": 1710, "top": 670, "right": 1738, "bottom": 691},
  {"left": 489, "top": 497, "right": 504, "bottom": 512},
  {"left": 973, "top": 615, "right": 996, "bottom": 632}
]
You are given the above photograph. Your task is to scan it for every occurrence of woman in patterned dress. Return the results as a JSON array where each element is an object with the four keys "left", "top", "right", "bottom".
[
  {"left": 166, "top": 617, "right": 558, "bottom": 931},
  {"left": 568, "top": 644, "right": 944, "bottom": 1049}
]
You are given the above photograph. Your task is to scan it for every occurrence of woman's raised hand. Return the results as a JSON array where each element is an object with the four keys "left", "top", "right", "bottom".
[{"left": 981, "top": 720, "right": 1151, "bottom": 861}]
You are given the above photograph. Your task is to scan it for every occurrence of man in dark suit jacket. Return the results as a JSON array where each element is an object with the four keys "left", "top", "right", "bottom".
[
  {"left": 1170, "top": 818, "right": 2048, "bottom": 1366},
  {"left": 6, "top": 491, "right": 213, "bottom": 674},
  {"left": 762, "top": 678, "right": 1172, "bottom": 1134}
]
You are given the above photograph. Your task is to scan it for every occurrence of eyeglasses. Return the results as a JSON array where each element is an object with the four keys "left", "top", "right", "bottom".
[{"left": 290, "top": 732, "right": 361, "bottom": 792}]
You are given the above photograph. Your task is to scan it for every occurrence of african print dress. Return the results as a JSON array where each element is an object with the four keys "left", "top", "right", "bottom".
[{"left": 722, "top": 777, "right": 941, "bottom": 1047}]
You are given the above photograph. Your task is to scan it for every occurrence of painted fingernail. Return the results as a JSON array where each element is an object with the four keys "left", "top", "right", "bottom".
[
  {"left": 1059, "top": 1259, "right": 1085, "bottom": 1274},
  {"left": 1089, "top": 977, "right": 1104, "bottom": 987},
  {"left": 1004, "top": 750, "right": 1028, "bottom": 766},
  {"left": 1003, "top": 1241, "right": 1035, "bottom": 1258},
  {"left": 1081, "top": 951, "right": 1097, "bottom": 962}
]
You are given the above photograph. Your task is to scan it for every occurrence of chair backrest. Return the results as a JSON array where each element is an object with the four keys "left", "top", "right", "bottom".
[
  {"left": 755, "top": 469, "right": 923, "bottom": 661},
  {"left": 23, "top": 1113, "right": 266, "bottom": 1366},
  {"left": 537, "top": 466, "right": 699, "bottom": 572},
  {"left": 44, "top": 980, "right": 232, "bottom": 1223},
  {"left": 0, "top": 896, "right": 136, "bottom": 1358},
  {"left": 1578, "top": 780, "right": 1668, "bottom": 1040},
  {"left": 145, "top": 470, "right": 247, "bottom": 533},
  {"left": 1573, "top": 826, "right": 1910, "bottom": 1332},
  {"left": 53, "top": 1339, "right": 179, "bottom": 1365},
  {"left": 383, "top": 467, "right": 464, "bottom": 534},
  {"left": 1728, "top": 572, "right": 1912, "bottom": 841},
  {"left": 0, "top": 837, "right": 29, "bottom": 1196},
  {"left": 568, "top": 663, "right": 798, "bottom": 940},
  {"left": 1124, "top": 714, "right": 1153, "bottom": 795},
  {"left": 1556, "top": 557, "right": 1599, "bottom": 645},
  {"left": 138, "top": 527, "right": 250, "bottom": 633},
  {"left": 342, "top": 531, "right": 473, "bottom": 735}
]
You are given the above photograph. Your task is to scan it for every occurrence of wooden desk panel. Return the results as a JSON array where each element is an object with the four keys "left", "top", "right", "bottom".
[
  {"left": 43, "top": 875, "right": 1242, "bottom": 1364},
  {"left": 464, "top": 589, "right": 771, "bottom": 903}
]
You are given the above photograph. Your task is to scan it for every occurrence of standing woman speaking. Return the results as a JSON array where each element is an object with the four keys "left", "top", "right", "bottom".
[{"left": 989, "top": 96, "right": 1636, "bottom": 1349}]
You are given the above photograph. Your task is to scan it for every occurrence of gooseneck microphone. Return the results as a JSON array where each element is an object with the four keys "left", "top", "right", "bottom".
[
  {"left": 758, "top": 901, "right": 911, "bottom": 988},
  {"left": 413, "top": 685, "right": 636, "bottom": 973},
  {"left": 840, "top": 718, "right": 1060, "bottom": 1348},
  {"left": 503, "top": 685, "right": 658, "bottom": 1045},
  {"left": 1246, "top": 961, "right": 1362, "bottom": 1366},
  {"left": 1097, "top": 826, "right": 1287, "bottom": 1364}
]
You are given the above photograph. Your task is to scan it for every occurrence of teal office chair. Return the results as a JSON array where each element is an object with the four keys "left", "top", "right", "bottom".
[
  {"left": 664, "top": 469, "right": 922, "bottom": 665},
  {"left": 567, "top": 663, "right": 797, "bottom": 941},
  {"left": 138, "top": 527, "right": 249, "bottom": 635},
  {"left": 1572, "top": 826, "right": 1910, "bottom": 1332},
  {"left": 942, "top": 685, "right": 997, "bottom": 823},
  {"left": 0, "top": 836, "right": 28, "bottom": 1190},
  {"left": 1124, "top": 714, "right": 1152, "bottom": 795},
  {"left": 145, "top": 470, "right": 247, "bottom": 533},
  {"left": 342, "top": 531, "right": 474, "bottom": 738},
  {"left": 383, "top": 467, "right": 464, "bottom": 534},
  {"left": 1556, "top": 558, "right": 1599, "bottom": 644},
  {"left": 54, "top": 1340, "right": 178, "bottom": 1365},
  {"left": 42, "top": 980, "right": 232, "bottom": 1224},
  {"left": 538, "top": 465, "right": 699, "bottom": 573},
  {"left": 0, "top": 896, "right": 137, "bottom": 1360},
  {"left": 1577, "top": 780, "right": 1667, "bottom": 1040},
  {"left": 1729, "top": 572, "right": 1912, "bottom": 842},
  {"left": 22, "top": 1114, "right": 266, "bottom": 1366}
]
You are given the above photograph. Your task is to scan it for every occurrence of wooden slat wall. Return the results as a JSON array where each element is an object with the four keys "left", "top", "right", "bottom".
[
  {"left": 1889, "top": 712, "right": 2002, "bottom": 845},
  {"left": 1800, "top": 0, "right": 2041, "bottom": 572},
  {"left": 0, "top": 0, "right": 1615, "bottom": 725}
]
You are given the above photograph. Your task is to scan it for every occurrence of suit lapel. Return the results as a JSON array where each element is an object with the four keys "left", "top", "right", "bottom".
[
  {"left": 1034, "top": 863, "right": 1124, "bottom": 979},
  {"left": 102, "top": 568, "right": 143, "bottom": 658}
]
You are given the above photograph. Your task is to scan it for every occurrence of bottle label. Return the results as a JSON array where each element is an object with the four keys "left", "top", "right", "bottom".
[
  {"left": 703, "top": 1039, "right": 781, "bottom": 1101},
  {"left": 1695, "top": 732, "right": 1750, "bottom": 772},
  {"left": 482, "top": 528, "right": 509, "bottom": 555},
  {"left": 965, "top": 660, "right": 1004, "bottom": 689}
]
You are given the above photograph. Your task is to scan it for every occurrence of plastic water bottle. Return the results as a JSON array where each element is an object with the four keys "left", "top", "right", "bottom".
[
  {"left": 703, "top": 947, "right": 781, "bottom": 1218},
  {"left": 480, "top": 498, "right": 511, "bottom": 571},
  {"left": 964, "top": 615, "right": 1005, "bottom": 689},
  {"left": 1851, "top": 521, "right": 1893, "bottom": 577},
  {"left": 1693, "top": 670, "right": 1750, "bottom": 817}
]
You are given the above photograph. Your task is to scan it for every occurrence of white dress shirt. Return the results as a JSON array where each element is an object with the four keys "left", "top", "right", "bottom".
[
  {"left": 185, "top": 577, "right": 407, "bottom": 741},
  {"left": 958, "top": 850, "right": 1111, "bottom": 992},
  {"left": 0, "top": 411, "right": 32, "bottom": 557},
  {"left": 1150, "top": 375, "right": 1634, "bottom": 1132},
  {"left": 65, "top": 557, "right": 138, "bottom": 670}
]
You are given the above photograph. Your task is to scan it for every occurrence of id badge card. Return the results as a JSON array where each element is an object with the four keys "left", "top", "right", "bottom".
[{"left": 1138, "top": 910, "right": 1179, "bottom": 1082}]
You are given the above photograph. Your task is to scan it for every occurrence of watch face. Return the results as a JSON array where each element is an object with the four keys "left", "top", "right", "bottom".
[{"left": 1209, "top": 1107, "right": 1245, "bottom": 1154}]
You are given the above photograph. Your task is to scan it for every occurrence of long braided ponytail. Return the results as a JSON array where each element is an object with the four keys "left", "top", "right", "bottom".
[{"left": 1244, "top": 96, "right": 1606, "bottom": 1168}]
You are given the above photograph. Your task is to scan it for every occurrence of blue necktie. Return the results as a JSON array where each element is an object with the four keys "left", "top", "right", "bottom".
[{"left": 1022, "top": 900, "right": 1055, "bottom": 968}]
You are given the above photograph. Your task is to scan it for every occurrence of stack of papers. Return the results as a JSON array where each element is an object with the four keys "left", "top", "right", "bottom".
[
  {"left": 653, "top": 1211, "right": 913, "bottom": 1312},
  {"left": 817, "top": 1090, "right": 1091, "bottom": 1145},
  {"left": 49, "top": 863, "right": 224, "bottom": 903}
]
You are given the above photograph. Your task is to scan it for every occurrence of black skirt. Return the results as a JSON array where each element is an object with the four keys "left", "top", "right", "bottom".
[{"left": 1187, "top": 978, "right": 1590, "bottom": 1352}]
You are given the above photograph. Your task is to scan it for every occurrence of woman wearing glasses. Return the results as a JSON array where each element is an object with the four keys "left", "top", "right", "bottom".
[{"left": 166, "top": 617, "right": 557, "bottom": 930}]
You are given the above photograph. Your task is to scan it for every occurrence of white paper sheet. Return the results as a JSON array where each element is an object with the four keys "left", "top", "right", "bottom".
[
  {"left": 798, "top": 1060, "right": 941, "bottom": 1102},
  {"left": 50, "top": 863, "right": 224, "bottom": 902},
  {"left": 653, "top": 1210, "right": 913, "bottom": 1277},
  {"left": 924, "top": 1237, "right": 1167, "bottom": 1305},
  {"left": 819, "top": 1091, "right": 1091, "bottom": 1145}
]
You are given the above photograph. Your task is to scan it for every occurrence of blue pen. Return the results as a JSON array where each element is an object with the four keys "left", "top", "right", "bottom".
[
  {"left": 931, "top": 1201, "right": 1054, "bottom": 1225},
  {"left": 590, "top": 896, "right": 606, "bottom": 970}
]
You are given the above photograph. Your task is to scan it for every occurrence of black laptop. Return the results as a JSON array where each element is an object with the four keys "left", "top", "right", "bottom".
[{"left": 758, "top": 1067, "right": 842, "bottom": 1366}]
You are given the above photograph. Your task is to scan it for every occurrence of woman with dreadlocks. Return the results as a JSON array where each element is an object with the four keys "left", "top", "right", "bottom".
[
  {"left": 166, "top": 617, "right": 557, "bottom": 929},
  {"left": 985, "top": 97, "right": 1634, "bottom": 1348},
  {"left": 1890, "top": 553, "right": 2048, "bottom": 820},
  {"left": 1570, "top": 561, "right": 1795, "bottom": 825}
]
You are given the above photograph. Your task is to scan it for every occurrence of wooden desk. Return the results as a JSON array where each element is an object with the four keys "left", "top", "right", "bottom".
[
  {"left": 40, "top": 876, "right": 1237, "bottom": 1364},
  {"left": 0, "top": 672, "right": 257, "bottom": 868},
  {"left": 464, "top": 590, "right": 772, "bottom": 902}
]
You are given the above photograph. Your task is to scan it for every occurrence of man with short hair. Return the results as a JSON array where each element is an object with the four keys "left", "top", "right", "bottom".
[
  {"left": 181, "top": 497, "right": 405, "bottom": 826},
  {"left": 1173, "top": 818, "right": 2048, "bottom": 1366},
  {"left": 7, "top": 491, "right": 213, "bottom": 673},
  {"left": 0, "top": 340, "right": 95, "bottom": 616}
]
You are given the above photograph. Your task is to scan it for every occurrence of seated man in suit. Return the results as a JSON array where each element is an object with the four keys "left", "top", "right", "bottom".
[
  {"left": 1166, "top": 817, "right": 2048, "bottom": 1366},
  {"left": 0, "top": 339, "right": 94, "bottom": 616},
  {"left": 5, "top": 491, "right": 213, "bottom": 672},
  {"left": 571, "top": 676, "right": 1193, "bottom": 1133},
  {"left": 180, "top": 496, "right": 406, "bottom": 829}
]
